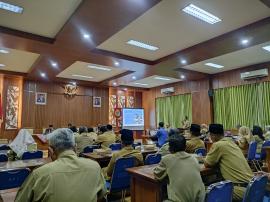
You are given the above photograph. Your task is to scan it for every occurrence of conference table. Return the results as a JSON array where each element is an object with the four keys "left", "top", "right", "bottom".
[
  {"left": 82, "top": 148, "right": 158, "bottom": 167},
  {"left": 0, "top": 158, "right": 50, "bottom": 171},
  {"left": 127, "top": 164, "right": 220, "bottom": 202}
]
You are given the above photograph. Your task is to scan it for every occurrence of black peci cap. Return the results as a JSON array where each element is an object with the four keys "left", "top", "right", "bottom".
[
  {"left": 190, "top": 124, "right": 201, "bottom": 134},
  {"left": 120, "top": 129, "right": 134, "bottom": 144},
  {"left": 209, "top": 124, "right": 224, "bottom": 135}
]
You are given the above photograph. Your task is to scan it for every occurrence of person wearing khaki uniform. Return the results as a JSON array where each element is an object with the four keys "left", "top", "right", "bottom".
[
  {"left": 104, "top": 129, "right": 143, "bottom": 178},
  {"left": 15, "top": 128, "right": 106, "bottom": 202},
  {"left": 154, "top": 134, "right": 205, "bottom": 202},
  {"left": 186, "top": 124, "right": 205, "bottom": 153},
  {"left": 96, "top": 125, "right": 116, "bottom": 149},
  {"left": 237, "top": 126, "right": 254, "bottom": 155},
  {"left": 205, "top": 124, "right": 253, "bottom": 202},
  {"left": 75, "top": 127, "right": 96, "bottom": 154}
]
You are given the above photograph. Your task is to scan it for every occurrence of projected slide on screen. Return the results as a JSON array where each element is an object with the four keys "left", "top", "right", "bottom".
[{"left": 122, "top": 108, "right": 144, "bottom": 130}]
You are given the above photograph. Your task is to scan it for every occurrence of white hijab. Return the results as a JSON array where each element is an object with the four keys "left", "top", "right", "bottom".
[{"left": 9, "top": 129, "right": 36, "bottom": 158}]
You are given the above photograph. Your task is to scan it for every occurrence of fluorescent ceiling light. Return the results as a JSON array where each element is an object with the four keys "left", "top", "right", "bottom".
[
  {"left": 132, "top": 76, "right": 136, "bottom": 80},
  {"left": 0, "top": 64, "right": 5, "bottom": 67},
  {"left": 127, "top": 40, "right": 159, "bottom": 51},
  {"left": 72, "top": 74, "right": 93, "bottom": 79},
  {"left": 134, "top": 83, "right": 148, "bottom": 86},
  {"left": 181, "top": 59, "right": 187, "bottom": 64},
  {"left": 0, "top": 49, "right": 9, "bottom": 54},
  {"left": 114, "top": 61, "right": 119, "bottom": 66},
  {"left": 88, "top": 65, "right": 111, "bottom": 71},
  {"left": 205, "top": 63, "right": 224, "bottom": 68},
  {"left": 182, "top": 4, "right": 221, "bottom": 24},
  {"left": 0, "top": 1, "right": 23, "bottom": 13},
  {"left": 241, "top": 39, "right": 249, "bottom": 45},
  {"left": 113, "top": 82, "right": 117, "bottom": 86},
  {"left": 154, "top": 77, "right": 171, "bottom": 81},
  {"left": 40, "top": 72, "right": 46, "bottom": 78},
  {"left": 262, "top": 45, "right": 270, "bottom": 52}
]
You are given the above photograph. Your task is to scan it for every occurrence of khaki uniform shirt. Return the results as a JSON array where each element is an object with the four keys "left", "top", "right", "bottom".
[
  {"left": 186, "top": 137, "right": 205, "bottom": 153},
  {"left": 104, "top": 146, "right": 143, "bottom": 178},
  {"left": 88, "top": 132, "right": 98, "bottom": 142},
  {"left": 75, "top": 132, "right": 96, "bottom": 154},
  {"left": 15, "top": 150, "right": 106, "bottom": 202},
  {"left": 205, "top": 138, "right": 253, "bottom": 201},
  {"left": 158, "top": 142, "right": 170, "bottom": 156},
  {"left": 154, "top": 152, "right": 205, "bottom": 202},
  {"left": 96, "top": 131, "right": 116, "bottom": 149}
]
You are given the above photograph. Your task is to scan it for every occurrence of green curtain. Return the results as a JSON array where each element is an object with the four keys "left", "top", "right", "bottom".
[
  {"left": 214, "top": 82, "right": 270, "bottom": 129},
  {"left": 156, "top": 94, "right": 192, "bottom": 128}
]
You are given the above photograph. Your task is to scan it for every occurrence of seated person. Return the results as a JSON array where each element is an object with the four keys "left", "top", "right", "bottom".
[
  {"left": 75, "top": 126, "right": 96, "bottom": 154},
  {"left": 200, "top": 124, "right": 208, "bottom": 136},
  {"left": 87, "top": 127, "right": 98, "bottom": 142},
  {"left": 265, "top": 125, "right": 270, "bottom": 140},
  {"left": 103, "top": 129, "right": 143, "bottom": 179},
  {"left": 252, "top": 125, "right": 268, "bottom": 154},
  {"left": 237, "top": 126, "right": 254, "bottom": 155},
  {"left": 9, "top": 129, "right": 36, "bottom": 160},
  {"left": 186, "top": 124, "right": 205, "bottom": 153},
  {"left": 15, "top": 128, "right": 106, "bottom": 202},
  {"left": 96, "top": 125, "right": 116, "bottom": 149},
  {"left": 158, "top": 128, "right": 180, "bottom": 156},
  {"left": 44, "top": 124, "right": 54, "bottom": 135},
  {"left": 204, "top": 124, "right": 253, "bottom": 202},
  {"left": 69, "top": 126, "right": 79, "bottom": 137},
  {"left": 154, "top": 134, "right": 205, "bottom": 202},
  {"left": 182, "top": 116, "right": 191, "bottom": 129},
  {"left": 151, "top": 122, "right": 168, "bottom": 147}
]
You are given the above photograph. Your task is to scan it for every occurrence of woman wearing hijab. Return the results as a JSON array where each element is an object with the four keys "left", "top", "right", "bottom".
[
  {"left": 237, "top": 126, "right": 254, "bottom": 155},
  {"left": 252, "top": 126, "right": 267, "bottom": 154}
]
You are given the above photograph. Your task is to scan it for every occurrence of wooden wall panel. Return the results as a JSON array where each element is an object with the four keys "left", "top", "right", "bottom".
[
  {"left": 143, "top": 78, "right": 212, "bottom": 129},
  {"left": 22, "top": 81, "right": 109, "bottom": 130}
]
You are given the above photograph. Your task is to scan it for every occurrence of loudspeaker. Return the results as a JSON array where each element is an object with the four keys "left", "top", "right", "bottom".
[{"left": 208, "top": 89, "right": 214, "bottom": 97}]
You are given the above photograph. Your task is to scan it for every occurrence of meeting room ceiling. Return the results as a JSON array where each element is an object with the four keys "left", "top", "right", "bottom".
[
  {"left": 0, "top": 47, "right": 40, "bottom": 73},
  {"left": 0, "top": 0, "right": 82, "bottom": 38},
  {"left": 97, "top": 0, "right": 270, "bottom": 61},
  {"left": 0, "top": 0, "right": 269, "bottom": 88}
]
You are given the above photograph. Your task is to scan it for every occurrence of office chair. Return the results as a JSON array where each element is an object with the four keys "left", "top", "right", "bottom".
[
  {"left": 206, "top": 180, "right": 233, "bottom": 202},
  {"left": 109, "top": 143, "right": 122, "bottom": 151},
  {"left": 21, "top": 150, "right": 43, "bottom": 160},
  {"left": 145, "top": 153, "right": 161, "bottom": 165},
  {"left": 0, "top": 168, "right": 30, "bottom": 190},
  {"left": 195, "top": 148, "right": 207, "bottom": 156}
]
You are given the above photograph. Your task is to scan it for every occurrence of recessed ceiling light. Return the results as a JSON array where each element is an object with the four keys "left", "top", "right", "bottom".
[
  {"left": 127, "top": 40, "right": 159, "bottom": 51},
  {"left": 114, "top": 61, "right": 119, "bottom": 66},
  {"left": 70, "top": 81, "right": 77, "bottom": 85},
  {"left": 180, "top": 75, "right": 185, "bottom": 79},
  {"left": 40, "top": 72, "right": 46, "bottom": 78},
  {"left": 113, "top": 82, "right": 117, "bottom": 86},
  {"left": 181, "top": 59, "right": 187, "bottom": 64},
  {"left": 0, "top": 1, "right": 23, "bottom": 13},
  {"left": 123, "top": 88, "right": 127, "bottom": 91},
  {"left": 182, "top": 4, "right": 222, "bottom": 24},
  {"left": 83, "top": 34, "right": 90, "bottom": 39},
  {"left": 205, "top": 63, "right": 224, "bottom": 68},
  {"left": 0, "top": 64, "right": 5, "bottom": 67},
  {"left": 0, "top": 49, "right": 9, "bottom": 54},
  {"left": 132, "top": 76, "right": 137, "bottom": 80},
  {"left": 134, "top": 83, "right": 148, "bottom": 86},
  {"left": 241, "top": 39, "right": 249, "bottom": 45},
  {"left": 262, "top": 45, "right": 270, "bottom": 52},
  {"left": 51, "top": 62, "right": 57, "bottom": 67},
  {"left": 154, "top": 77, "right": 171, "bottom": 81},
  {"left": 88, "top": 65, "right": 111, "bottom": 71},
  {"left": 72, "top": 74, "right": 93, "bottom": 79}
]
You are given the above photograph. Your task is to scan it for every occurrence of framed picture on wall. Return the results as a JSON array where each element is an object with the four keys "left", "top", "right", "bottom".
[
  {"left": 93, "top": 97, "right": 101, "bottom": 107},
  {"left": 35, "top": 92, "right": 47, "bottom": 105}
]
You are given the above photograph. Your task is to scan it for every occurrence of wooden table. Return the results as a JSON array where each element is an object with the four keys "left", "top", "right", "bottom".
[
  {"left": 82, "top": 149, "right": 158, "bottom": 167},
  {"left": 127, "top": 164, "right": 219, "bottom": 202},
  {"left": 0, "top": 158, "right": 50, "bottom": 171},
  {"left": 264, "top": 146, "right": 270, "bottom": 172}
]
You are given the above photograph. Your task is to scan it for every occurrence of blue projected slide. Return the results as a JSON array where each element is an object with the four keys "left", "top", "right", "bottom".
[{"left": 122, "top": 108, "right": 144, "bottom": 130}]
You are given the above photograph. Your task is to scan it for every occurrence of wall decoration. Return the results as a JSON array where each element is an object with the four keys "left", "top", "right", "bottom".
[
  {"left": 127, "top": 96, "right": 135, "bottom": 108},
  {"left": 64, "top": 84, "right": 78, "bottom": 96},
  {"left": 5, "top": 86, "right": 20, "bottom": 130},
  {"left": 109, "top": 95, "right": 117, "bottom": 126},
  {"left": 35, "top": 92, "right": 47, "bottom": 105},
  {"left": 93, "top": 97, "right": 101, "bottom": 107},
  {"left": 118, "top": 95, "right": 126, "bottom": 108}
]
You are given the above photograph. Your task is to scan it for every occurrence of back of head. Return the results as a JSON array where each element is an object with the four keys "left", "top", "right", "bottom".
[
  {"left": 68, "top": 123, "right": 72, "bottom": 128},
  {"left": 99, "top": 126, "right": 107, "bottom": 133},
  {"left": 49, "top": 124, "right": 53, "bottom": 128},
  {"left": 69, "top": 126, "right": 78, "bottom": 133},
  {"left": 79, "top": 126, "right": 87, "bottom": 134},
  {"left": 106, "top": 124, "right": 113, "bottom": 131},
  {"left": 239, "top": 126, "right": 251, "bottom": 137},
  {"left": 190, "top": 124, "right": 201, "bottom": 137},
  {"left": 209, "top": 124, "right": 224, "bottom": 136},
  {"left": 48, "top": 128, "right": 75, "bottom": 153},
  {"left": 168, "top": 134, "right": 186, "bottom": 153},
  {"left": 88, "top": 127, "right": 94, "bottom": 133},
  {"left": 168, "top": 128, "right": 180, "bottom": 137},
  {"left": 159, "top": 122, "right": 164, "bottom": 128},
  {"left": 252, "top": 125, "right": 264, "bottom": 140},
  {"left": 120, "top": 129, "right": 134, "bottom": 145}
]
